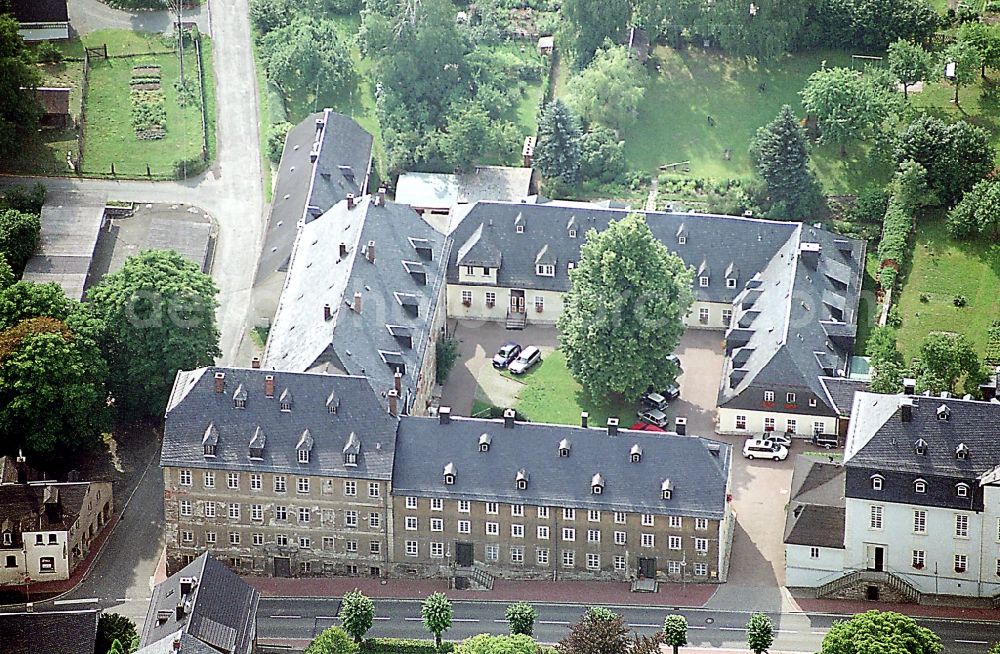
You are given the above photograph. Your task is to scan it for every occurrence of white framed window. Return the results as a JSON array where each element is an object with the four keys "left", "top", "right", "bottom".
[
  {"left": 431, "top": 499, "right": 443, "bottom": 511},
  {"left": 563, "top": 508, "right": 576, "bottom": 521},
  {"left": 369, "top": 513, "right": 381, "bottom": 529},
  {"left": 914, "top": 510, "right": 926, "bottom": 534},
  {"left": 668, "top": 535, "right": 681, "bottom": 550},
  {"left": 229, "top": 532, "right": 240, "bottom": 545},
  {"left": 809, "top": 398, "right": 817, "bottom": 407},
  {"left": 458, "top": 520, "right": 471, "bottom": 534},
  {"left": 726, "top": 278, "right": 737, "bottom": 289},
  {"left": 458, "top": 500, "right": 470, "bottom": 513},
  {"left": 764, "top": 391, "right": 775, "bottom": 402},
  {"left": 251, "top": 504, "right": 263, "bottom": 521},
  {"left": 204, "top": 471, "right": 215, "bottom": 488},
  {"left": 431, "top": 518, "right": 443, "bottom": 532},
  {"left": 486, "top": 522, "right": 499, "bottom": 536},
  {"left": 669, "top": 516, "right": 682, "bottom": 529},
  {"left": 536, "top": 264, "right": 555, "bottom": 277},
  {"left": 642, "top": 534, "right": 655, "bottom": 548},
  {"left": 537, "top": 548, "right": 549, "bottom": 565},
  {"left": 587, "top": 553, "right": 600, "bottom": 570},
  {"left": 534, "top": 296, "right": 544, "bottom": 311},
  {"left": 275, "top": 506, "right": 287, "bottom": 521},
  {"left": 813, "top": 421, "right": 826, "bottom": 435},
  {"left": 872, "top": 475, "right": 884, "bottom": 491},
  {"left": 695, "top": 538, "right": 708, "bottom": 553},
  {"left": 511, "top": 546, "right": 524, "bottom": 563},
  {"left": 430, "top": 542, "right": 444, "bottom": 558},
  {"left": 957, "top": 483, "right": 969, "bottom": 498},
  {"left": 516, "top": 224, "right": 525, "bottom": 234},
  {"left": 955, "top": 554, "right": 968, "bottom": 573},
  {"left": 405, "top": 516, "right": 417, "bottom": 531},
  {"left": 511, "top": 504, "right": 524, "bottom": 517},
  {"left": 297, "top": 449, "right": 309, "bottom": 465},
  {"left": 298, "top": 508, "right": 310, "bottom": 523},
  {"left": 182, "top": 530, "right": 193, "bottom": 543},
  {"left": 956, "top": 514, "right": 969, "bottom": 538},
  {"left": 228, "top": 504, "right": 240, "bottom": 520},
  {"left": 735, "top": 415, "right": 747, "bottom": 430},
  {"left": 562, "top": 550, "right": 575, "bottom": 567},
  {"left": 764, "top": 417, "right": 775, "bottom": 432},
  {"left": 250, "top": 474, "right": 262, "bottom": 491},
  {"left": 699, "top": 276, "right": 709, "bottom": 287},
  {"left": 345, "top": 511, "right": 358, "bottom": 527},
  {"left": 205, "top": 531, "right": 217, "bottom": 544},
  {"left": 562, "top": 528, "right": 575, "bottom": 541},
  {"left": 537, "top": 525, "right": 549, "bottom": 540},
  {"left": 913, "top": 550, "right": 925, "bottom": 568},
  {"left": 345, "top": 539, "right": 357, "bottom": 552},
  {"left": 786, "top": 419, "right": 797, "bottom": 434},
  {"left": 694, "top": 562, "right": 708, "bottom": 576},
  {"left": 870, "top": 505, "right": 883, "bottom": 530},
  {"left": 695, "top": 518, "right": 708, "bottom": 531},
  {"left": 179, "top": 470, "right": 192, "bottom": 486},
  {"left": 323, "top": 537, "right": 334, "bottom": 550},
  {"left": 914, "top": 479, "right": 926, "bottom": 494},
  {"left": 204, "top": 503, "right": 216, "bottom": 519},
  {"left": 588, "top": 510, "right": 601, "bottom": 522},
  {"left": 369, "top": 482, "right": 380, "bottom": 497},
  {"left": 641, "top": 514, "right": 654, "bottom": 527},
  {"left": 537, "top": 506, "right": 549, "bottom": 520},
  {"left": 370, "top": 541, "right": 381, "bottom": 555},
  {"left": 668, "top": 561, "right": 682, "bottom": 574},
  {"left": 810, "top": 547, "right": 820, "bottom": 559},
  {"left": 588, "top": 529, "right": 600, "bottom": 543},
  {"left": 614, "top": 512, "right": 626, "bottom": 524},
  {"left": 486, "top": 502, "right": 498, "bottom": 515},
  {"left": 486, "top": 545, "right": 499, "bottom": 561},
  {"left": 180, "top": 500, "right": 192, "bottom": 517},
  {"left": 464, "top": 266, "right": 474, "bottom": 275},
  {"left": 614, "top": 555, "right": 626, "bottom": 570},
  {"left": 299, "top": 536, "right": 311, "bottom": 548},
  {"left": 512, "top": 524, "right": 524, "bottom": 538},
  {"left": 614, "top": 531, "right": 626, "bottom": 545},
  {"left": 276, "top": 534, "right": 288, "bottom": 546},
  {"left": 406, "top": 541, "right": 418, "bottom": 556},
  {"left": 406, "top": 496, "right": 418, "bottom": 510},
  {"left": 699, "top": 307, "right": 709, "bottom": 324},
  {"left": 722, "top": 309, "right": 733, "bottom": 326},
  {"left": 297, "top": 478, "right": 310, "bottom": 494},
  {"left": 461, "top": 290, "right": 472, "bottom": 305},
  {"left": 786, "top": 392, "right": 796, "bottom": 404},
  {"left": 344, "top": 481, "right": 356, "bottom": 496},
  {"left": 227, "top": 472, "right": 239, "bottom": 489},
  {"left": 300, "top": 561, "right": 311, "bottom": 573},
  {"left": 273, "top": 475, "right": 286, "bottom": 493},
  {"left": 485, "top": 291, "right": 496, "bottom": 306}
]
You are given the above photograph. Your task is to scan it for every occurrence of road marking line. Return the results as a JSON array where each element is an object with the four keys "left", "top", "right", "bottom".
[
  {"left": 317, "top": 616, "right": 339, "bottom": 620},
  {"left": 956, "top": 640, "right": 988, "bottom": 644},
  {"left": 628, "top": 624, "right": 663, "bottom": 629},
  {"left": 404, "top": 617, "right": 423, "bottom": 621},
  {"left": 775, "top": 630, "right": 798, "bottom": 634},
  {"left": 811, "top": 631, "right": 827, "bottom": 635},
  {"left": 493, "top": 619, "right": 509, "bottom": 623},
  {"left": 53, "top": 598, "right": 99, "bottom": 605},
  {"left": 269, "top": 615, "right": 302, "bottom": 619},
  {"left": 539, "top": 620, "right": 571, "bottom": 625},
  {"left": 688, "top": 625, "right": 707, "bottom": 630},
  {"left": 454, "top": 619, "right": 480, "bottom": 623},
  {"left": 374, "top": 617, "right": 391, "bottom": 621},
  {"left": 719, "top": 627, "right": 746, "bottom": 631}
]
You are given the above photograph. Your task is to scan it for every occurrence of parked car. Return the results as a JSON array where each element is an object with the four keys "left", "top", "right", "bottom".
[
  {"left": 743, "top": 438, "right": 788, "bottom": 461},
  {"left": 641, "top": 385, "right": 680, "bottom": 410},
  {"left": 492, "top": 342, "right": 522, "bottom": 369},
  {"left": 812, "top": 434, "right": 839, "bottom": 449},
  {"left": 637, "top": 408, "right": 670, "bottom": 428},
  {"left": 508, "top": 346, "right": 542, "bottom": 375},
  {"left": 764, "top": 433, "right": 793, "bottom": 448},
  {"left": 666, "top": 354, "right": 683, "bottom": 374}
]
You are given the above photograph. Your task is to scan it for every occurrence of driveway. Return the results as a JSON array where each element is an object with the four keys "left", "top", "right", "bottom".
[
  {"left": 660, "top": 329, "right": 724, "bottom": 436},
  {"left": 69, "top": 0, "right": 211, "bottom": 35}
]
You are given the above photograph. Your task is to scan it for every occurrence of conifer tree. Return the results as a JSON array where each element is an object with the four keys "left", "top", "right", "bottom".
[
  {"left": 749, "top": 105, "right": 818, "bottom": 217},
  {"left": 535, "top": 100, "right": 582, "bottom": 187}
]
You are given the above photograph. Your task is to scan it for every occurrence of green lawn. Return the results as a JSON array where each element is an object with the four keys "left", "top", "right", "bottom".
[
  {"left": 619, "top": 46, "right": 889, "bottom": 194},
  {"left": 500, "top": 350, "right": 634, "bottom": 426},
  {"left": 81, "top": 31, "right": 213, "bottom": 178},
  {"left": 894, "top": 217, "right": 1000, "bottom": 361}
]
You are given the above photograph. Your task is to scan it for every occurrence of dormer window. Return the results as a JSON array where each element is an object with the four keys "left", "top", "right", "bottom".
[
  {"left": 298, "top": 449, "right": 310, "bottom": 464},
  {"left": 937, "top": 404, "right": 951, "bottom": 421},
  {"left": 343, "top": 432, "right": 359, "bottom": 467},
  {"left": 536, "top": 264, "right": 555, "bottom": 277},
  {"left": 297, "top": 429, "right": 314, "bottom": 464},
  {"left": 786, "top": 392, "right": 796, "bottom": 404},
  {"left": 515, "top": 213, "right": 525, "bottom": 234},
  {"left": 279, "top": 388, "right": 293, "bottom": 412},
  {"left": 956, "top": 443, "right": 969, "bottom": 460},
  {"left": 515, "top": 469, "right": 529, "bottom": 490},
  {"left": 478, "top": 433, "right": 491, "bottom": 452},
  {"left": 204, "top": 444, "right": 215, "bottom": 457},
  {"left": 630, "top": 444, "right": 642, "bottom": 463},
  {"left": 871, "top": 474, "right": 884, "bottom": 491},
  {"left": 568, "top": 262, "right": 575, "bottom": 271},
  {"left": 233, "top": 384, "right": 247, "bottom": 409},
  {"left": 327, "top": 390, "right": 340, "bottom": 414},
  {"left": 516, "top": 225, "right": 524, "bottom": 233},
  {"left": 249, "top": 426, "right": 266, "bottom": 460},
  {"left": 203, "top": 423, "right": 218, "bottom": 458},
  {"left": 558, "top": 438, "right": 570, "bottom": 457},
  {"left": 956, "top": 483, "right": 970, "bottom": 498},
  {"left": 661, "top": 479, "right": 673, "bottom": 500},
  {"left": 678, "top": 235, "right": 686, "bottom": 245},
  {"left": 727, "top": 278, "right": 737, "bottom": 288},
  {"left": 699, "top": 276, "right": 709, "bottom": 287},
  {"left": 2, "top": 531, "right": 12, "bottom": 546},
  {"left": 914, "top": 479, "right": 926, "bottom": 494},
  {"left": 591, "top": 473, "right": 604, "bottom": 495},
  {"left": 444, "top": 462, "right": 456, "bottom": 485},
  {"left": 914, "top": 439, "right": 928, "bottom": 455}
]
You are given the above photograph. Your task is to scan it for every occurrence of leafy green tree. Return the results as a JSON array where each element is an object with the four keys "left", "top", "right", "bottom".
[
  {"left": 260, "top": 16, "right": 352, "bottom": 99},
  {"left": 948, "top": 178, "right": 1000, "bottom": 240},
  {"left": 108, "top": 640, "right": 126, "bottom": 654},
  {"left": 560, "top": 0, "right": 631, "bottom": 66},
  {"left": 267, "top": 121, "right": 292, "bottom": 163},
  {"left": 535, "top": 100, "right": 582, "bottom": 186},
  {"left": 249, "top": 0, "right": 293, "bottom": 35},
  {"left": 800, "top": 67, "right": 898, "bottom": 154},
  {"left": 557, "top": 213, "right": 694, "bottom": 401},
  {"left": 566, "top": 45, "right": 645, "bottom": 132},
  {"left": 339, "top": 590, "right": 375, "bottom": 644},
  {"left": 914, "top": 332, "right": 986, "bottom": 396},
  {"left": 579, "top": 127, "right": 626, "bottom": 185},
  {"left": 0, "top": 256, "right": 12, "bottom": 290},
  {"left": 558, "top": 607, "right": 629, "bottom": 654},
  {"left": 0, "top": 209, "right": 40, "bottom": 275},
  {"left": 440, "top": 103, "right": 504, "bottom": 171},
  {"left": 633, "top": 0, "right": 700, "bottom": 47},
  {"left": 749, "top": 105, "right": 819, "bottom": 216},
  {"left": 505, "top": 602, "right": 537, "bottom": 637},
  {"left": 421, "top": 592, "right": 453, "bottom": 648},
  {"left": 0, "top": 15, "right": 42, "bottom": 158},
  {"left": 457, "top": 634, "right": 537, "bottom": 654},
  {"left": 703, "top": 0, "right": 811, "bottom": 61},
  {"left": 820, "top": 610, "right": 942, "bottom": 654},
  {"left": 896, "top": 115, "right": 994, "bottom": 206},
  {"left": 96, "top": 614, "right": 138, "bottom": 654},
  {"left": 0, "top": 182, "right": 46, "bottom": 214},
  {"left": 958, "top": 22, "right": 1000, "bottom": 78},
  {"left": 0, "top": 281, "right": 73, "bottom": 330},
  {"left": 746, "top": 613, "right": 773, "bottom": 654},
  {"left": 662, "top": 615, "right": 688, "bottom": 654},
  {"left": 87, "top": 250, "right": 221, "bottom": 417},
  {"left": 305, "top": 626, "right": 360, "bottom": 654},
  {"left": 887, "top": 39, "right": 934, "bottom": 100},
  {"left": 866, "top": 326, "right": 905, "bottom": 394},
  {"left": 944, "top": 37, "right": 982, "bottom": 105}
]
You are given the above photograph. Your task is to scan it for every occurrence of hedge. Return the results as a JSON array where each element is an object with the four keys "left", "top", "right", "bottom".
[
  {"left": 986, "top": 320, "right": 1000, "bottom": 366},
  {"left": 362, "top": 638, "right": 456, "bottom": 654}
]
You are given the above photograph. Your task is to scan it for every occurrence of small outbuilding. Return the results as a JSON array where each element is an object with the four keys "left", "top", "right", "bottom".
[
  {"left": 35, "top": 87, "right": 71, "bottom": 129},
  {"left": 10, "top": 0, "right": 70, "bottom": 41},
  {"left": 537, "top": 35, "right": 554, "bottom": 56}
]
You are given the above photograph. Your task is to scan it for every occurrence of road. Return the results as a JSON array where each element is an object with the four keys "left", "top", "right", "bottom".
[{"left": 257, "top": 598, "right": 1000, "bottom": 653}]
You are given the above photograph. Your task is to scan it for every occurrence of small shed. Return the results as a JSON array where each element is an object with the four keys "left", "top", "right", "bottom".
[
  {"left": 537, "top": 35, "right": 554, "bottom": 56},
  {"left": 522, "top": 135, "right": 536, "bottom": 167},
  {"left": 626, "top": 26, "right": 650, "bottom": 63},
  {"left": 35, "top": 87, "right": 71, "bottom": 129}
]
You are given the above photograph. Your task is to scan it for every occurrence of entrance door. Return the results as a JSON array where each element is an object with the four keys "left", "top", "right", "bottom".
[
  {"left": 509, "top": 290, "right": 525, "bottom": 313},
  {"left": 273, "top": 556, "right": 291, "bottom": 577},
  {"left": 637, "top": 557, "right": 656, "bottom": 578},
  {"left": 866, "top": 545, "right": 886, "bottom": 572},
  {"left": 456, "top": 542, "right": 474, "bottom": 567}
]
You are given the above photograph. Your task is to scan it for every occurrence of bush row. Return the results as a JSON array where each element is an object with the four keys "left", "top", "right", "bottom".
[
  {"left": 986, "top": 321, "right": 1000, "bottom": 366},
  {"left": 362, "top": 638, "right": 457, "bottom": 654}
]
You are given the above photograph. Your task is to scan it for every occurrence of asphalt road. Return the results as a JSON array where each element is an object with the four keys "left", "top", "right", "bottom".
[{"left": 257, "top": 598, "right": 1000, "bottom": 653}]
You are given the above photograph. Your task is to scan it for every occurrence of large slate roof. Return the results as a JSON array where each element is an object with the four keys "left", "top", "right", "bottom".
[
  {"left": 393, "top": 415, "right": 732, "bottom": 519},
  {"left": 255, "top": 110, "right": 373, "bottom": 284},
  {"left": 0, "top": 482, "right": 99, "bottom": 532},
  {"left": 783, "top": 457, "right": 845, "bottom": 549},
  {"left": 163, "top": 367, "right": 398, "bottom": 479},
  {"left": 140, "top": 553, "right": 260, "bottom": 654},
  {"left": 10, "top": 0, "right": 69, "bottom": 22},
  {"left": 820, "top": 377, "right": 870, "bottom": 417},
  {"left": 845, "top": 392, "right": 1000, "bottom": 477},
  {"left": 263, "top": 196, "right": 448, "bottom": 413},
  {"left": 0, "top": 610, "right": 97, "bottom": 654}
]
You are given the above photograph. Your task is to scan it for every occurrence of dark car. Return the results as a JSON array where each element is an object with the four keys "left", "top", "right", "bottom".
[
  {"left": 641, "top": 385, "right": 680, "bottom": 410},
  {"left": 637, "top": 408, "right": 670, "bottom": 428},
  {"left": 492, "top": 342, "right": 522, "bottom": 369}
]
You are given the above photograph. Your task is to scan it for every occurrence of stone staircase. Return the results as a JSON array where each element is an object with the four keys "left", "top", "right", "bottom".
[
  {"left": 817, "top": 570, "right": 921, "bottom": 603},
  {"left": 454, "top": 566, "right": 496, "bottom": 591},
  {"left": 505, "top": 310, "right": 526, "bottom": 330}
]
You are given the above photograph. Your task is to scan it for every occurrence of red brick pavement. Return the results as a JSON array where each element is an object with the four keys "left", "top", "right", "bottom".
[
  {"left": 245, "top": 576, "right": 718, "bottom": 607},
  {"left": 794, "top": 596, "right": 1000, "bottom": 622}
]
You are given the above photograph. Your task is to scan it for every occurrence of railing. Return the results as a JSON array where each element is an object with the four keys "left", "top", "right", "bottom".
[
  {"left": 817, "top": 569, "right": 921, "bottom": 603},
  {"left": 470, "top": 566, "right": 495, "bottom": 591}
]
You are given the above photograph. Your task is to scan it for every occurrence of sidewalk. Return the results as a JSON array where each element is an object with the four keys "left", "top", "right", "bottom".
[
  {"left": 246, "top": 576, "right": 719, "bottom": 607},
  {"left": 793, "top": 596, "right": 1000, "bottom": 622}
]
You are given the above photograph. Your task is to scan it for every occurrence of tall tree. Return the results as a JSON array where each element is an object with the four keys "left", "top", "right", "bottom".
[
  {"left": 565, "top": 45, "right": 646, "bottom": 132},
  {"left": 560, "top": 0, "right": 631, "bottom": 66},
  {"left": 746, "top": 613, "right": 773, "bottom": 654},
  {"left": 633, "top": 0, "right": 700, "bottom": 47},
  {"left": 914, "top": 332, "right": 986, "bottom": 396},
  {"left": 339, "top": 590, "right": 375, "bottom": 644},
  {"left": 948, "top": 178, "right": 1000, "bottom": 240},
  {"left": 305, "top": 627, "right": 360, "bottom": 654},
  {"left": 662, "top": 615, "right": 688, "bottom": 654},
  {"left": 422, "top": 592, "right": 453, "bottom": 648},
  {"left": 703, "top": 0, "right": 812, "bottom": 60},
  {"left": 557, "top": 608, "right": 630, "bottom": 654},
  {"left": 259, "top": 16, "right": 353, "bottom": 99},
  {"left": 505, "top": 602, "right": 537, "bottom": 637},
  {"left": 439, "top": 103, "right": 500, "bottom": 171},
  {"left": 579, "top": 127, "right": 627, "bottom": 185},
  {"left": 96, "top": 614, "right": 139, "bottom": 654},
  {"left": 557, "top": 213, "right": 694, "bottom": 401},
  {"left": 800, "top": 67, "right": 898, "bottom": 154},
  {"left": 820, "top": 610, "right": 942, "bottom": 654},
  {"left": 958, "top": 22, "right": 1000, "bottom": 78},
  {"left": 87, "top": 250, "right": 221, "bottom": 417},
  {"left": 457, "top": 634, "right": 538, "bottom": 654},
  {"left": 887, "top": 39, "right": 934, "bottom": 100},
  {"left": 0, "top": 281, "right": 72, "bottom": 330},
  {"left": 896, "top": 115, "right": 994, "bottom": 206},
  {"left": 0, "top": 15, "right": 41, "bottom": 158},
  {"left": 866, "top": 326, "right": 905, "bottom": 394},
  {"left": 749, "top": 105, "right": 819, "bottom": 217},
  {"left": 535, "top": 100, "right": 582, "bottom": 187},
  {"left": 0, "top": 209, "right": 41, "bottom": 275},
  {"left": 944, "top": 38, "right": 982, "bottom": 105}
]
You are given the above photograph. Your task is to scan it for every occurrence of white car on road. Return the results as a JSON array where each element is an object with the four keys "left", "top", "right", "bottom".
[{"left": 743, "top": 438, "right": 788, "bottom": 461}]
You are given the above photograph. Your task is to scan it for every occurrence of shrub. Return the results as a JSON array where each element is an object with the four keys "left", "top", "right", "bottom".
[
  {"left": 173, "top": 156, "right": 208, "bottom": 179},
  {"left": 920, "top": 293, "right": 930, "bottom": 303},
  {"left": 985, "top": 320, "right": 1000, "bottom": 365},
  {"left": 361, "top": 638, "right": 456, "bottom": 654},
  {"left": 267, "top": 122, "right": 292, "bottom": 163},
  {"left": 0, "top": 183, "right": 46, "bottom": 214},
  {"left": 436, "top": 337, "right": 460, "bottom": 382},
  {"left": 36, "top": 41, "right": 63, "bottom": 64},
  {"left": 954, "top": 295, "right": 968, "bottom": 307},
  {"left": 130, "top": 90, "right": 167, "bottom": 133}
]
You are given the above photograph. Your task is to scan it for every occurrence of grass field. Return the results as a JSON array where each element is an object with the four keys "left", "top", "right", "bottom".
[
  {"left": 81, "top": 30, "right": 213, "bottom": 178},
  {"left": 894, "top": 217, "right": 1000, "bottom": 360},
  {"left": 500, "top": 350, "right": 633, "bottom": 426}
]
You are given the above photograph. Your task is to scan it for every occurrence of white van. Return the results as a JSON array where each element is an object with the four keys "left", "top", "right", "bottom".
[{"left": 742, "top": 438, "right": 788, "bottom": 461}]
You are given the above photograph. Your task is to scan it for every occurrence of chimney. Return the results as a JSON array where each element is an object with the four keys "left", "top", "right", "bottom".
[
  {"left": 323, "top": 303, "right": 332, "bottom": 320},
  {"left": 214, "top": 371, "right": 225, "bottom": 394},
  {"left": 439, "top": 407, "right": 451, "bottom": 425},
  {"left": 377, "top": 186, "right": 387, "bottom": 206},
  {"left": 903, "top": 378, "right": 916, "bottom": 395},
  {"left": 394, "top": 371, "right": 402, "bottom": 394},
  {"left": 366, "top": 240, "right": 376, "bottom": 263},
  {"left": 675, "top": 416, "right": 687, "bottom": 436},
  {"left": 251, "top": 356, "right": 260, "bottom": 369},
  {"left": 388, "top": 390, "right": 399, "bottom": 417},
  {"left": 353, "top": 292, "right": 362, "bottom": 313},
  {"left": 580, "top": 411, "right": 589, "bottom": 429},
  {"left": 264, "top": 375, "right": 275, "bottom": 398},
  {"left": 503, "top": 408, "right": 516, "bottom": 429},
  {"left": 607, "top": 417, "right": 619, "bottom": 436},
  {"left": 901, "top": 398, "right": 914, "bottom": 423},
  {"left": 346, "top": 193, "right": 355, "bottom": 210},
  {"left": 339, "top": 242, "right": 348, "bottom": 259},
  {"left": 172, "top": 638, "right": 181, "bottom": 651},
  {"left": 15, "top": 450, "right": 27, "bottom": 484}
]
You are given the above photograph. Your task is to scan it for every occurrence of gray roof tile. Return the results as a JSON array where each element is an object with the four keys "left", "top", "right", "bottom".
[{"left": 0, "top": 610, "right": 97, "bottom": 654}]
